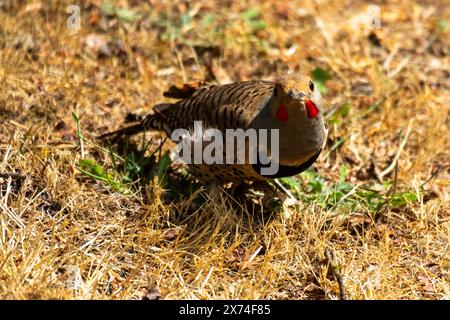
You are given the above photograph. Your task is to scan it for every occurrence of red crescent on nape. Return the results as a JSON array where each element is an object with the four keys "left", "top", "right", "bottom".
[
  {"left": 276, "top": 103, "right": 289, "bottom": 122},
  {"left": 306, "top": 99, "right": 318, "bottom": 118}
]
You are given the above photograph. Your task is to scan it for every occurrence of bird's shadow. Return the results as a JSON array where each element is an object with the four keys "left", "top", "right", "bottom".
[
  {"left": 166, "top": 178, "right": 283, "bottom": 225},
  {"left": 104, "top": 136, "right": 285, "bottom": 228}
]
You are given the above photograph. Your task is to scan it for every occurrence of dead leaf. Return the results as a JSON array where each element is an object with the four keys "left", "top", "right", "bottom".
[
  {"left": 85, "top": 34, "right": 111, "bottom": 58},
  {"left": 163, "top": 228, "right": 180, "bottom": 241},
  {"left": 142, "top": 288, "right": 162, "bottom": 300},
  {"left": 418, "top": 274, "right": 435, "bottom": 293}
]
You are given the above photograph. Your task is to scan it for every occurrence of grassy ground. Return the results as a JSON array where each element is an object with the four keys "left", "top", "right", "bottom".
[{"left": 0, "top": 0, "right": 449, "bottom": 299}]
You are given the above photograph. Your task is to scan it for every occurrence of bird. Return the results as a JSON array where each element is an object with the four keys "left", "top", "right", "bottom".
[{"left": 99, "top": 73, "right": 328, "bottom": 186}]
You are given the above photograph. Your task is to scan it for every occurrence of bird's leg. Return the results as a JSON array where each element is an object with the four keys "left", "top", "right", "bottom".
[{"left": 204, "top": 181, "right": 222, "bottom": 203}]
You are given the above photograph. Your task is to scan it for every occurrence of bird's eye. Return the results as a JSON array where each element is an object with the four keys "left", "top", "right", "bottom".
[{"left": 309, "top": 81, "right": 314, "bottom": 92}]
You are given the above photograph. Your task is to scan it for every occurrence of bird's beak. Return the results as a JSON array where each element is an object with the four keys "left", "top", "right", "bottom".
[{"left": 288, "top": 90, "right": 305, "bottom": 101}]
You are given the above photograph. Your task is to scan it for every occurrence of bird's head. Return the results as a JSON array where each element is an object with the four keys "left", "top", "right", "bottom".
[{"left": 272, "top": 73, "right": 323, "bottom": 122}]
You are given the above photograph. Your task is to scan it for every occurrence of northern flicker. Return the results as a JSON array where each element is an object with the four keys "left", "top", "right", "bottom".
[{"left": 100, "top": 73, "right": 328, "bottom": 184}]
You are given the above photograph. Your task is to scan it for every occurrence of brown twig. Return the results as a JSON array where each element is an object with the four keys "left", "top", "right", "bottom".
[
  {"left": 419, "top": 164, "right": 449, "bottom": 189},
  {"left": 325, "top": 248, "right": 346, "bottom": 300},
  {"left": 0, "top": 172, "right": 26, "bottom": 180}
]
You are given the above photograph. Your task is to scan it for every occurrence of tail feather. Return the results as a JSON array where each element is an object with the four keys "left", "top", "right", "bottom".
[
  {"left": 98, "top": 110, "right": 171, "bottom": 141},
  {"left": 97, "top": 122, "right": 147, "bottom": 141}
]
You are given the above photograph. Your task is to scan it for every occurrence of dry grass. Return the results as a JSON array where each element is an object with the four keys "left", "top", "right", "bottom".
[{"left": 0, "top": 0, "right": 449, "bottom": 300}]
